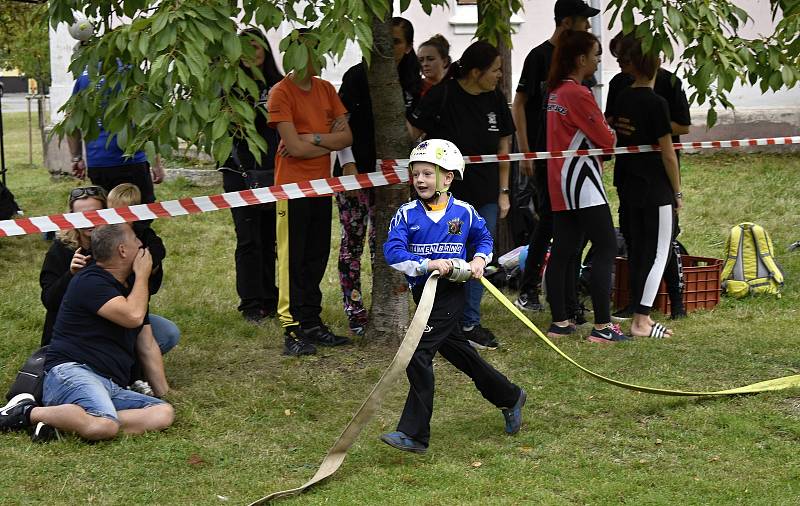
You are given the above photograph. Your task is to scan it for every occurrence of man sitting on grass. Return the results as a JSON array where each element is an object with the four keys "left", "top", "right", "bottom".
[{"left": 0, "top": 223, "right": 174, "bottom": 442}]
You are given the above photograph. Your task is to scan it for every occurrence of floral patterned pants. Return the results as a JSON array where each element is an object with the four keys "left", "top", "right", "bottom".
[{"left": 336, "top": 188, "right": 375, "bottom": 326}]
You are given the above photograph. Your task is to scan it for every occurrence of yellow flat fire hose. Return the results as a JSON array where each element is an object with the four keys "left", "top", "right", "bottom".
[
  {"left": 480, "top": 278, "right": 800, "bottom": 396},
  {"left": 250, "top": 274, "right": 800, "bottom": 504}
]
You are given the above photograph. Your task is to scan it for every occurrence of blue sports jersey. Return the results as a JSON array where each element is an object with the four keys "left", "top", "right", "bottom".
[
  {"left": 384, "top": 195, "right": 493, "bottom": 288},
  {"left": 73, "top": 68, "right": 147, "bottom": 168}
]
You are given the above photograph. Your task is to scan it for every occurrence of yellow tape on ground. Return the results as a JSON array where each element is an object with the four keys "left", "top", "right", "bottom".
[
  {"left": 481, "top": 277, "right": 800, "bottom": 395},
  {"left": 249, "top": 276, "right": 800, "bottom": 503}
]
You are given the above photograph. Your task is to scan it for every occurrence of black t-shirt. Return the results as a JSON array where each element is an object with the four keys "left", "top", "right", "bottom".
[
  {"left": 611, "top": 87, "right": 674, "bottom": 207},
  {"left": 408, "top": 79, "right": 515, "bottom": 208},
  {"left": 516, "top": 40, "right": 555, "bottom": 150},
  {"left": 606, "top": 68, "right": 691, "bottom": 145},
  {"left": 45, "top": 264, "right": 145, "bottom": 387}
]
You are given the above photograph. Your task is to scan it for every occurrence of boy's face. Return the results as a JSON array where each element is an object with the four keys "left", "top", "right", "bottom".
[{"left": 411, "top": 162, "right": 453, "bottom": 200}]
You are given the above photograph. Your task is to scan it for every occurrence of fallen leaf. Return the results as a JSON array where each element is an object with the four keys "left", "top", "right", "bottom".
[
  {"left": 471, "top": 461, "right": 482, "bottom": 468},
  {"left": 655, "top": 438, "right": 663, "bottom": 445},
  {"left": 187, "top": 454, "right": 206, "bottom": 466},
  {"left": 217, "top": 495, "right": 229, "bottom": 501},
  {"left": 709, "top": 455, "right": 720, "bottom": 462},
  {"left": 284, "top": 409, "right": 292, "bottom": 416},
  {"left": 518, "top": 446, "right": 533, "bottom": 453}
]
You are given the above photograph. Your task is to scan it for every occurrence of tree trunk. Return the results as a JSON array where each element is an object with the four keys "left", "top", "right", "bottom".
[{"left": 365, "top": 13, "right": 412, "bottom": 344}]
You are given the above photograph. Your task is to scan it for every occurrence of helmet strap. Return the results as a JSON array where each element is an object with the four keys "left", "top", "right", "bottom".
[{"left": 422, "top": 165, "right": 449, "bottom": 207}]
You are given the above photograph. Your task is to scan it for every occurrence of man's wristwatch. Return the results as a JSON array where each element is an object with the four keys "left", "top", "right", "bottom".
[
  {"left": 312, "top": 133, "right": 322, "bottom": 146},
  {"left": 71, "top": 155, "right": 83, "bottom": 163},
  {"left": 500, "top": 188, "right": 510, "bottom": 195}
]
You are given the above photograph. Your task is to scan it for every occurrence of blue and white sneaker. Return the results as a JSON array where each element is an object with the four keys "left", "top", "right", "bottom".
[
  {"left": 502, "top": 389, "right": 527, "bottom": 435},
  {"left": 380, "top": 431, "right": 428, "bottom": 454}
]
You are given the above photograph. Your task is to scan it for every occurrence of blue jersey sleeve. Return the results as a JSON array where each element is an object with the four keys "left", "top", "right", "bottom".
[
  {"left": 467, "top": 205, "right": 494, "bottom": 263},
  {"left": 384, "top": 208, "right": 429, "bottom": 277}
]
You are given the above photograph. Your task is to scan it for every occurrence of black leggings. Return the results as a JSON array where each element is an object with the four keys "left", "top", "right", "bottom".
[{"left": 546, "top": 205, "right": 616, "bottom": 323}]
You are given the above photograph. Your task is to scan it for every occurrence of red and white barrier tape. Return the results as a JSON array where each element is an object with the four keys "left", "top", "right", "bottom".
[
  {"left": 1, "top": 136, "right": 798, "bottom": 238},
  {"left": 378, "top": 136, "right": 800, "bottom": 170}
]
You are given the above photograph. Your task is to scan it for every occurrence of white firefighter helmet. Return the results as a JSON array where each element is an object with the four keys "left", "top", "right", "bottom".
[
  {"left": 68, "top": 13, "right": 95, "bottom": 42},
  {"left": 409, "top": 139, "right": 465, "bottom": 180}
]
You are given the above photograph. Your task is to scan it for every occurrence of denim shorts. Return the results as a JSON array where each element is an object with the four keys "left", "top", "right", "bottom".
[{"left": 43, "top": 362, "right": 164, "bottom": 422}]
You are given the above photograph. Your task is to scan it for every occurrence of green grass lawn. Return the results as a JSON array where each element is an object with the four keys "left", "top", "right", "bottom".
[{"left": 1, "top": 110, "right": 800, "bottom": 505}]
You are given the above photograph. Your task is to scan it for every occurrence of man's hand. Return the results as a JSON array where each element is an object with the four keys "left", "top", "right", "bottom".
[
  {"left": 520, "top": 159, "right": 533, "bottom": 177},
  {"left": 69, "top": 247, "right": 92, "bottom": 274},
  {"left": 150, "top": 157, "right": 165, "bottom": 184},
  {"left": 499, "top": 192, "right": 511, "bottom": 219},
  {"left": 277, "top": 140, "right": 292, "bottom": 158},
  {"left": 427, "top": 259, "right": 452, "bottom": 276},
  {"left": 330, "top": 116, "right": 348, "bottom": 133},
  {"left": 72, "top": 158, "right": 87, "bottom": 179},
  {"left": 675, "top": 194, "right": 683, "bottom": 213},
  {"left": 133, "top": 247, "right": 153, "bottom": 278},
  {"left": 469, "top": 257, "right": 486, "bottom": 279}
]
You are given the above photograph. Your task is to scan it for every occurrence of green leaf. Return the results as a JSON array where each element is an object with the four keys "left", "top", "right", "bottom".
[
  {"left": 212, "top": 134, "right": 233, "bottom": 162},
  {"left": 145, "top": 140, "right": 156, "bottom": 163},
  {"left": 621, "top": 7, "right": 634, "bottom": 34},
  {"left": 195, "top": 21, "right": 216, "bottom": 42},
  {"left": 152, "top": 12, "right": 169, "bottom": 33},
  {"left": 222, "top": 32, "right": 241, "bottom": 62},
  {"left": 706, "top": 107, "right": 717, "bottom": 128},
  {"left": 769, "top": 70, "right": 783, "bottom": 91},
  {"left": 212, "top": 113, "right": 229, "bottom": 140},
  {"left": 702, "top": 34, "right": 713, "bottom": 56},
  {"left": 781, "top": 65, "right": 795, "bottom": 87}
]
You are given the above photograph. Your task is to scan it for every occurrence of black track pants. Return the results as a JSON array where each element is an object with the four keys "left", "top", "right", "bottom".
[
  {"left": 546, "top": 205, "right": 616, "bottom": 323},
  {"left": 628, "top": 204, "right": 674, "bottom": 315}
]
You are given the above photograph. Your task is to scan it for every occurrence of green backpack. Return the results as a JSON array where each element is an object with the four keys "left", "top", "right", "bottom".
[{"left": 721, "top": 222, "right": 785, "bottom": 298}]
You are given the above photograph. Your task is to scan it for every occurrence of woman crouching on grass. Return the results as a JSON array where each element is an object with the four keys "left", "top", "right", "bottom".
[
  {"left": 608, "top": 37, "right": 681, "bottom": 339},
  {"left": 544, "top": 30, "right": 630, "bottom": 343},
  {"left": 40, "top": 186, "right": 108, "bottom": 346}
]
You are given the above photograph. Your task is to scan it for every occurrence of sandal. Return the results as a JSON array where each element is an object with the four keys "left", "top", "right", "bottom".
[{"left": 648, "top": 322, "right": 671, "bottom": 339}]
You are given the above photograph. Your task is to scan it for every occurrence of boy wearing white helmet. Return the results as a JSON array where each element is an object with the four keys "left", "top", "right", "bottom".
[{"left": 381, "top": 139, "right": 526, "bottom": 454}]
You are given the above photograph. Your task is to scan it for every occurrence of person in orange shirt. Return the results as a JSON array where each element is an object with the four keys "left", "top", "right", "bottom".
[{"left": 267, "top": 29, "right": 353, "bottom": 356}]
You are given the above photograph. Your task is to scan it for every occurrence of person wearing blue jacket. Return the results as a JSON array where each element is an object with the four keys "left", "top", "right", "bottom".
[{"left": 381, "top": 139, "right": 526, "bottom": 454}]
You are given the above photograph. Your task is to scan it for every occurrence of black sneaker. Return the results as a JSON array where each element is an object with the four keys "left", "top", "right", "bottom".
[
  {"left": 514, "top": 292, "right": 544, "bottom": 312},
  {"left": 670, "top": 302, "right": 687, "bottom": 319},
  {"left": 571, "top": 308, "right": 589, "bottom": 326},
  {"left": 611, "top": 306, "right": 634, "bottom": 321},
  {"left": 546, "top": 322, "right": 577, "bottom": 338},
  {"left": 30, "top": 422, "right": 61, "bottom": 443},
  {"left": 464, "top": 325, "right": 499, "bottom": 350},
  {"left": 304, "top": 325, "right": 351, "bottom": 347},
  {"left": 283, "top": 326, "right": 317, "bottom": 356},
  {"left": 242, "top": 307, "right": 268, "bottom": 324},
  {"left": 0, "top": 393, "right": 36, "bottom": 432}
]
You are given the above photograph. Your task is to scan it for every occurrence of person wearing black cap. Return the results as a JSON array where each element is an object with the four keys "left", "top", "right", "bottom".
[{"left": 511, "top": 0, "right": 599, "bottom": 316}]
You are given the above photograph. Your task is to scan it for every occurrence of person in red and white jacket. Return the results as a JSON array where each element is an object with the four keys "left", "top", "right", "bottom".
[{"left": 544, "top": 30, "right": 630, "bottom": 343}]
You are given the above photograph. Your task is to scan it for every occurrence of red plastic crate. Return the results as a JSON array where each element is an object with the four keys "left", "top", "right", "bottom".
[{"left": 612, "top": 255, "right": 722, "bottom": 314}]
